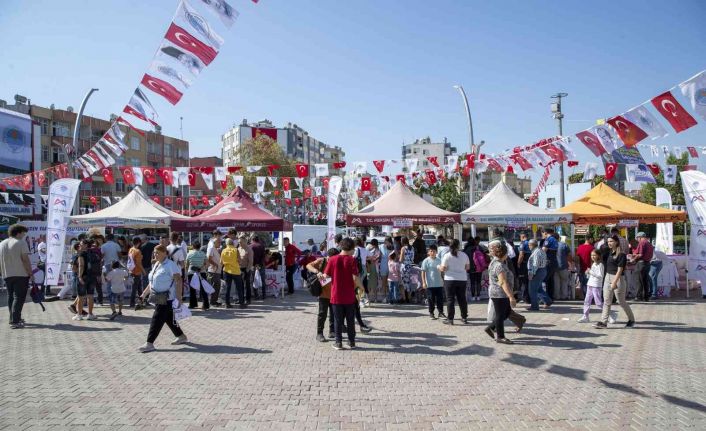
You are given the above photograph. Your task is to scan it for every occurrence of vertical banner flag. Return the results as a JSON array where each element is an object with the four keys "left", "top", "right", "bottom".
[
  {"left": 45, "top": 179, "right": 82, "bottom": 285},
  {"left": 582, "top": 162, "right": 598, "bottom": 181},
  {"left": 655, "top": 188, "right": 674, "bottom": 254},
  {"left": 679, "top": 70, "right": 706, "bottom": 121},
  {"left": 326, "top": 176, "right": 343, "bottom": 249},
  {"left": 664, "top": 165, "right": 677, "bottom": 185},
  {"left": 680, "top": 170, "right": 706, "bottom": 295}
]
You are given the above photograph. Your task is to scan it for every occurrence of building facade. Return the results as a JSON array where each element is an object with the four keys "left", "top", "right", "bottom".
[
  {"left": 401, "top": 137, "right": 457, "bottom": 170},
  {"left": 190, "top": 156, "right": 222, "bottom": 196},
  {"left": 1, "top": 95, "right": 189, "bottom": 212},
  {"left": 221, "top": 119, "right": 345, "bottom": 169}
]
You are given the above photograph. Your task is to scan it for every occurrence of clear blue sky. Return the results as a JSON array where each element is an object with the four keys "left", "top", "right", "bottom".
[{"left": 2, "top": 0, "right": 705, "bottom": 178}]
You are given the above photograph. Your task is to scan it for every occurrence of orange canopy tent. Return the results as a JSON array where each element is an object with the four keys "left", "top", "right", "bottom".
[{"left": 557, "top": 183, "right": 686, "bottom": 224}]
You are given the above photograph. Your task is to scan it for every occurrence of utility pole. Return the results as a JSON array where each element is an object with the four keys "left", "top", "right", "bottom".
[
  {"left": 453, "top": 85, "right": 475, "bottom": 207},
  {"left": 551, "top": 93, "right": 568, "bottom": 207},
  {"left": 70, "top": 88, "right": 99, "bottom": 214}
]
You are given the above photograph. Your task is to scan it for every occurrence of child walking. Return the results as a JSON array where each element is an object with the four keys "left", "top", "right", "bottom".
[
  {"left": 421, "top": 245, "right": 445, "bottom": 320},
  {"left": 387, "top": 252, "right": 400, "bottom": 304},
  {"left": 578, "top": 250, "right": 604, "bottom": 323},
  {"left": 105, "top": 261, "right": 128, "bottom": 320}
]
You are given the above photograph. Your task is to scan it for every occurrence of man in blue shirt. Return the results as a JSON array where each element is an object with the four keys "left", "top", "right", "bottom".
[
  {"left": 542, "top": 228, "right": 559, "bottom": 300},
  {"left": 555, "top": 235, "right": 572, "bottom": 299},
  {"left": 517, "top": 232, "right": 532, "bottom": 303},
  {"left": 421, "top": 245, "right": 445, "bottom": 320}
]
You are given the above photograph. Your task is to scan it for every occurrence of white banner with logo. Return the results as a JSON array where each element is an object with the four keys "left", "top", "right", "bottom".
[
  {"left": 326, "top": 176, "right": 343, "bottom": 249},
  {"left": 655, "top": 188, "right": 674, "bottom": 254},
  {"left": 680, "top": 171, "right": 706, "bottom": 294},
  {"left": 45, "top": 179, "right": 81, "bottom": 285}
]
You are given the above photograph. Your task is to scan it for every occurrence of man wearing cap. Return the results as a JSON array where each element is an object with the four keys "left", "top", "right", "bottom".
[{"left": 630, "top": 232, "right": 654, "bottom": 302}]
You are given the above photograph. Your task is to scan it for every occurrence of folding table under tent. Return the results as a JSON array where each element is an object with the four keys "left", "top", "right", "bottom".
[
  {"left": 460, "top": 181, "right": 572, "bottom": 227},
  {"left": 68, "top": 186, "right": 189, "bottom": 228},
  {"left": 170, "top": 187, "right": 292, "bottom": 232},
  {"left": 557, "top": 183, "right": 686, "bottom": 224},
  {"left": 346, "top": 181, "right": 460, "bottom": 226}
]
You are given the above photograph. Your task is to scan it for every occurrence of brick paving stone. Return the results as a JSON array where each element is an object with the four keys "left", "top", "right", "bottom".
[{"left": 0, "top": 293, "right": 705, "bottom": 430}]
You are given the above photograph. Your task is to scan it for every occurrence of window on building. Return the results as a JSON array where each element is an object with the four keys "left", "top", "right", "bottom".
[
  {"left": 422, "top": 149, "right": 428, "bottom": 155},
  {"left": 52, "top": 122, "right": 71, "bottom": 137},
  {"left": 413, "top": 149, "right": 418, "bottom": 154},
  {"left": 51, "top": 147, "right": 66, "bottom": 163},
  {"left": 164, "top": 185, "right": 172, "bottom": 195},
  {"left": 39, "top": 118, "right": 50, "bottom": 135},
  {"left": 115, "top": 155, "right": 126, "bottom": 166},
  {"left": 547, "top": 198, "right": 556, "bottom": 209},
  {"left": 115, "top": 180, "right": 125, "bottom": 193},
  {"left": 42, "top": 146, "right": 50, "bottom": 163},
  {"left": 79, "top": 125, "right": 91, "bottom": 139},
  {"left": 131, "top": 158, "right": 141, "bottom": 167},
  {"left": 130, "top": 136, "right": 140, "bottom": 151},
  {"left": 164, "top": 143, "right": 172, "bottom": 157},
  {"left": 422, "top": 161, "right": 428, "bottom": 167}
]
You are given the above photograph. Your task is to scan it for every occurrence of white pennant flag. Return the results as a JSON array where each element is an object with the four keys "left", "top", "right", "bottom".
[
  {"left": 314, "top": 163, "right": 329, "bottom": 177},
  {"left": 294, "top": 177, "right": 303, "bottom": 191},
  {"left": 582, "top": 162, "right": 598, "bottom": 181},
  {"left": 261, "top": 191, "right": 271, "bottom": 197},
  {"left": 284, "top": 190, "right": 292, "bottom": 199},
  {"left": 650, "top": 145, "right": 660, "bottom": 157},
  {"left": 256, "top": 176, "right": 266, "bottom": 192},
  {"left": 246, "top": 165, "right": 262, "bottom": 173},
  {"left": 253, "top": 193, "right": 261, "bottom": 203},
  {"left": 132, "top": 167, "right": 144, "bottom": 186},
  {"left": 309, "top": 177, "right": 317, "bottom": 188},
  {"left": 447, "top": 155, "right": 459, "bottom": 173},
  {"left": 664, "top": 165, "right": 677, "bottom": 185},
  {"left": 624, "top": 104, "right": 669, "bottom": 140},
  {"left": 102, "top": 196, "right": 112, "bottom": 205},
  {"left": 533, "top": 149, "right": 553, "bottom": 166},
  {"left": 201, "top": 172, "right": 213, "bottom": 190},
  {"left": 405, "top": 158, "right": 419, "bottom": 173},
  {"left": 315, "top": 186, "right": 322, "bottom": 196},
  {"left": 555, "top": 138, "right": 577, "bottom": 160},
  {"left": 679, "top": 70, "right": 706, "bottom": 121},
  {"left": 662, "top": 146, "right": 670, "bottom": 157},
  {"left": 176, "top": 167, "right": 189, "bottom": 186},
  {"left": 353, "top": 161, "right": 367, "bottom": 174},
  {"left": 172, "top": 170, "right": 180, "bottom": 187},
  {"left": 214, "top": 167, "right": 226, "bottom": 182},
  {"left": 233, "top": 175, "right": 243, "bottom": 189},
  {"left": 474, "top": 158, "right": 489, "bottom": 172},
  {"left": 702, "top": 147, "right": 706, "bottom": 155},
  {"left": 594, "top": 125, "right": 624, "bottom": 153},
  {"left": 494, "top": 157, "right": 509, "bottom": 170},
  {"left": 267, "top": 176, "right": 278, "bottom": 187},
  {"left": 0, "top": 192, "right": 7, "bottom": 203}
]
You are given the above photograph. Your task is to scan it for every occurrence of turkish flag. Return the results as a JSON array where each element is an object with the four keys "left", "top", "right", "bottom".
[
  {"left": 321, "top": 177, "right": 329, "bottom": 189},
  {"left": 304, "top": 186, "right": 313, "bottom": 198},
  {"left": 54, "top": 164, "right": 69, "bottom": 179},
  {"left": 487, "top": 159, "right": 503, "bottom": 172},
  {"left": 332, "top": 161, "right": 346, "bottom": 169},
  {"left": 152, "top": 196, "right": 160, "bottom": 204},
  {"left": 117, "top": 116, "right": 145, "bottom": 137},
  {"left": 214, "top": 195, "right": 223, "bottom": 203},
  {"left": 360, "top": 177, "right": 372, "bottom": 191},
  {"left": 89, "top": 196, "right": 97, "bottom": 206},
  {"left": 395, "top": 174, "right": 406, "bottom": 185},
  {"left": 313, "top": 196, "right": 319, "bottom": 205},
  {"left": 426, "top": 156, "right": 439, "bottom": 167},
  {"left": 219, "top": 180, "right": 227, "bottom": 189},
  {"left": 100, "top": 168, "right": 115, "bottom": 184},
  {"left": 647, "top": 164, "right": 661, "bottom": 176},
  {"left": 282, "top": 177, "right": 291, "bottom": 191},
  {"left": 201, "top": 196, "right": 209, "bottom": 205},
  {"left": 157, "top": 168, "right": 173, "bottom": 185},
  {"left": 35, "top": 171, "right": 47, "bottom": 187},
  {"left": 575, "top": 130, "right": 607, "bottom": 157},
  {"left": 606, "top": 115, "right": 648, "bottom": 147},
  {"left": 295, "top": 164, "right": 309, "bottom": 178},
  {"left": 651, "top": 91, "right": 697, "bottom": 133},
  {"left": 199, "top": 166, "right": 213, "bottom": 175},
  {"left": 425, "top": 170, "right": 437, "bottom": 185},
  {"left": 189, "top": 196, "right": 198, "bottom": 207},
  {"left": 176, "top": 197, "right": 183, "bottom": 206},
  {"left": 541, "top": 143, "right": 567, "bottom": 163},
  {"left": 295, "top": 198, "right": 302, "bottom": 206},
  {"left": 466, "top": 154, "right": 475, "bottom": 169},
  {"left": 267, "top": 164, "right": 280, "bottom": 176},
  {"left": 188, "top": 169, "right": 196, "bottom": 187},
  {"left": 605, "top": 163, "right": 618, "bottom": 180},
  {"left": 164, "top": 197, "right": 172, "bottom": 206},
  {"left": 373, "top": 160, "right": 385, "bottom": 173},
  {"left": 141, "top": 73, "right": 183, "bottom": 105},
  {"left": 142, "top": 167, "right": 157, "bottom": 185},
  {"left": 227, "top": 166, "right": 241, "bottom": 174},
  {"left": 21, "top": 173, "right": 33, "bottom": 191},
  {"left": 252, "top": 127, "right": 277, "bottom": 140},
  {"left": 509, "top": 154, "right": 533, "bottom": 171},
  {"left": 567, "top": 161, "right": 579, "bottom": 168},
  {"left": 285, "top": 198, "right": 292, "bottom": 206},
  {"left": 120, "top": 166, "right": 135, "bottom": 184},
  {"left": 164, "top": 23, "right": 217, "bottom": 65},
  {"left": 687, "top": 146, "right": 699, "bottom": 158}
]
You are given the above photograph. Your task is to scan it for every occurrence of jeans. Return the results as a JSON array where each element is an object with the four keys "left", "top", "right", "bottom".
[
  {"left": 146, "top": 300, "right": 184, "bottom": 343},
  {"left": 5, "top": 276, "right": 29, "bottom": 324},
  {"left": 444, "top": 280, "right": 468, "bottom": 321},
  {"left": 601, "top": 274, "right": 635, "bottom": 324},
  {"left": 207, "top": 271, "right": 222, "bottom": 304},
  {"left": 317, "top": 297, "right": 334, "bottom": 335},
  {"left": 634, "top": 261, "right": 651, "bottom": 300},
  {"left": 469, "top": 272, "right": 482, "bottom": 298},
  {"left": 528, "top": 267, "right": 552, "bottom": 310},
  {"left": 188, "top": 273, "right": 210, "bottom": 309},
  {"left": 129, "top": 274, "right": 143, "bottom": 307},
  {"left": 649, "top": 260, "right": 663, "bottom": 298},
  {"left": 332, "top": 303, "right": 355, "bottom": 344},
  {"left": 240, "top": 268, "right": 252, "bottom": 302},
  {"left": 553, "top": 268, "right": 570, "bottom": 299},
  {"left": 488, "top": 297, "right": 511, "bottom": 339},
  {"left": 427, "top": 287, "right": 444, "bottom": 314},
  {"left": 583, "top": 286, "right": 603, "bottom": 319},
  {"left": 388, "top": 280, "right": 399, "bottom": 303},
  {"left": 578, "top": 272, "right": 588, "bottom": 298},
  {"left": 285, "top": 265, "right": 296, "bottom": 294},
  {"left": 354, "top": 301, "right": 366, "bottom": 327},
  {"left": 224, "top": 272, "right": 244, "bottom": 306}
]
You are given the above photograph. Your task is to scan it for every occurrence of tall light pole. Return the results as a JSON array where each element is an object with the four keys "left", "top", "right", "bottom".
[
  {"left": 551, "top": 92, "right": 567, "bottom": 207},
  {"left": 453, "top": 85, "right": 477, "bottom": 206},
  {"left": 69, "top": 88, "right": 98, "bottom": 214}
]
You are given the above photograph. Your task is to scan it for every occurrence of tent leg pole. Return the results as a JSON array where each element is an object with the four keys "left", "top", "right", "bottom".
[
  {"left": 571, "top": 224, "right": 575, "bottom": 300},
  {"left": 685, "top": 221, "right": 689, "bottom": 299}
]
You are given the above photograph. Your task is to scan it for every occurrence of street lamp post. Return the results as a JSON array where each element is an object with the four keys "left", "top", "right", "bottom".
[
  {"left": 453, "top": 85, "right": 483, "bottom": 237},
  {"left": 551, "top": 92, "right": 568, "bottom": 207},
  {"left": 69, "top": 88, "right": 98, "bottom": 214}
]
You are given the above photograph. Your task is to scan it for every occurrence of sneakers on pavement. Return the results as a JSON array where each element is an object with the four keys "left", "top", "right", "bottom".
[
  {"left": 138, "top": 342, "right": 156, "bottom": 353},
  {"left": 609, "top": 312, "right": 618, "bottom": 324},
  {"left": 348, "top": 341, "right": 356, "bottom": 350},
  {"left": 171, "top": 335, "right": 188, "bottom": 345},
  {"left": 86, "top": 314, "right": 97, "bottom": 321},
  {"left": 72, "top": 314, "right": 83, "bottom": 321},
  {"left": 625, "top": 320, "right": 635, "bottom": 328},
  {"left": 360, "top": 325, "right": 372, "bottom": 333},
  {"left": 496, "top": 338, "right": 514, "bottom": 344},
  {"left": 109, "top": 312, "right": 118, "bottom": 321},
  {"left": 332, "top": 342, "right": 343, "bottom": 350},
  {"left": 593, "top": 322, "right": 607, "bottom": 329},
  {"left": 577, "top": 316, "right": 590, "bottom": 323},
  {"left": 484, "top": 327, "right": 495, "bottom": 340},
  {"left": 316, "top": 334, "right": 327, "bottom": 342},
  {"left": 442, "top": 319, "right": 454, "bottom": 325}
]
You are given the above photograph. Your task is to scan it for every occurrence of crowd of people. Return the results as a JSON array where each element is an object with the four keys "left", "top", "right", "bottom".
[{"left": 0, "top": 221, "right": 675, "bottom": 350}]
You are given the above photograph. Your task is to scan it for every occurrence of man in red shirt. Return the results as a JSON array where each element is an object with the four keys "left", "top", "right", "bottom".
[
  {"left": 575, "top": 237, "right": 594, "bottom": 297},
  {"left": 630, "top": 232, "right": 654, "bottom": 301},
  {"left": 324, "top": 237, "right": 363, "bottom": 350},
  {"left": 283, "top": 238, "right": 302, "bottom": 295}
]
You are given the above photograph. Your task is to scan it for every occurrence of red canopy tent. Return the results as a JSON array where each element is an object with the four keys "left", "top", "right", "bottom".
[{"left": 171, "top": 187, "right": 292, "bottom": 232}]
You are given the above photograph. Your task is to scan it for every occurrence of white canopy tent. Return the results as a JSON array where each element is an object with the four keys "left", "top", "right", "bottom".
[
  {"left": 69, "top": 186, "right": 188, "bottom": 228},
  {"left": 461, "top": 181, "right": 572, "bottom": 226}
]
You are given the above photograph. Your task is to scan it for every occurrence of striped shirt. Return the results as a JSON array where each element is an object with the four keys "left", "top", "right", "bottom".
[
  {"left": 186, "top": 250, "right": 207, "bottom": 274},
  {"left": 528, "top": 247, "right": 547, "bottom": 277}
]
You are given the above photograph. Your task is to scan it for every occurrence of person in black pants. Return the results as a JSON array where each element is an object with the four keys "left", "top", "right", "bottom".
[
  {"left": 517, "top": 233, "right": 531, "bottom": 303},
  {"left": 307, "top": 249, "right": 338, "bottom": 342},
  {"left": 185, "top": 241, "right": 209, "bottom": 310},
  {"left": 485, "top": 240, "right": 519, "bottom": 344},
  {"left": 0, "top": 224, "right": 32, "bottom": 329},
  {"left": 439, "top": 239, "right": 471, "bottom": 325},
  {"left": 283, "top": 237, "right": 301, "bottom": 295},
  {"left": 542, "top": 229, "right": 559, "bottom": 299}
]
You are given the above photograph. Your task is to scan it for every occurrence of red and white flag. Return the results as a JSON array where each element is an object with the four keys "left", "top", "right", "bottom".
[
  {"left": 373, "top": 160, "right": 385, "bottom": 173},
  {"left": 164, "top": 22, "right": 217, "bottom": 65},
  {"left": 281, "top": 177, "right": 291, "bottom": 191},
  {"left": 360, "top": 177, "right": 372, "bottom": 192},
  {"left": 604, "top": 163, "right": 618, "bottom": 180},
  {"left": 575, "top": 130, "right": 606, "bottom": 157},
  {"left": 157, "top": 168, "right": 174, "bottom": 186},
  {"left": 651, "top": 91, "right": 698, "bottom": 133},
  {"left": 647, "top": 163, "right": 661, "bottom": 176},
  {"left": 124, "top": 87, "right": 160, "bottom": 126},
  {"left": 606, "top": 115, "right": 648, "bottom": 147},
  {"left": 120, "top": 166, "right": 136, "bottom": 185},
  {"left": 100, "top": 168, "right": 115, "bottom": 184},
  {"left": 509, "top": 153, "right": 533, "bottom": 171},
  {"left": 142, "top": 167, "right": 157, "bottom": 185},
  {"left": 540, "top": 142, "right": 567, "bottom": 163},
  {"left": 426, "top": 156, "right": 439, "bottom": 167},
  {"left": 624, "top": 104, "right": 668, "bottom": 140},
  {"left": 117, "top": 116, "right": 145, "bottom": 137},
  {"left": 141, "top": 73, "right": 183, "bottom": 105},
  {"left": 295, "top": 164, "right": 309, "bottom": 178},
  {"left": 687, "top": 146, "right": 699, "bottom": 158},
  {"left": 93, "top": 143, "right": 116, "bottom": 166}
]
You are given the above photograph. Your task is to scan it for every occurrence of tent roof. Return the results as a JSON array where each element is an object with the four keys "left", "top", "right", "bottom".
[
  {"left": 69, "top": 186, "right": 187, "bottom": 228},
  {"left": 461, "top": 181, "right": 572, "bottom": 225},
  {"left": 557, "top": 182, "right": 686, "bottom": 224},
  {"left": 171, "top": 187, "right": 291, "bottom": 232},
  {"left": 346, "top": 181, "right": 460, "bottom": 226}
]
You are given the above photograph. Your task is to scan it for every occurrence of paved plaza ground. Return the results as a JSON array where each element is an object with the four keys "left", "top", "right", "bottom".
[{"left": 1, "top": 292, "right": 705, "bottom": 430}]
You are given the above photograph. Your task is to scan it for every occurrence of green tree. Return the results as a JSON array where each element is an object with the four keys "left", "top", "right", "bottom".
[
  {"left": 568, "top": 172, "right": 606, "bottom": 187},
  {"left": 228, "top": 135, "right": 297, "bottom": 192},
  {"left": 418, "top": 179, "right": 463, "bottom": 213},
  {"left": 636, "top": 152, "right": 688, "bottom": 207}
]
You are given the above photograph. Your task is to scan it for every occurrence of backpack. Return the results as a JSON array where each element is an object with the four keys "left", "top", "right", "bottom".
[
  {"left": 86, "top": 250, "right": 102, "bottom": 277},
  {"left": 126, "top": 253, "right": 136, "bottom": 273},
  {"left": 473, "top": 248, "right": 489, "bottom": 273},
  {"left": 307, "top": 258, "right": 327, "bottom": 297},
  {"left": 354, "top": 249, "right": 364, "bottom": 275}
]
